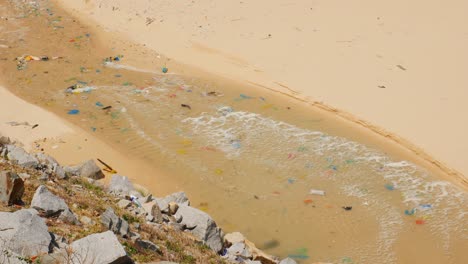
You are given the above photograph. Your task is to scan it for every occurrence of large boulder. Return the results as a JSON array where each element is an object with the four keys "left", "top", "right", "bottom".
[
  {"left": 224, "top": 232, "right": 246, "bottom": 247},
  {"left": 0, "top": 209, "right": 51, "bottom": 257},
  {"left": 174, "top": 205, "right": 223, "bottom": 252},
  {"left": 5, "top": 145, "right": 38, "bottom": 168},
  {"left": 101, "top": 207, "right": 130, "bottom": 237},
  {"left": 31, "top": 185, "right": 79, "bottom": 224},
  {"left": 68, "top": 231, "right": 132, "bottom": 264},
  {"left": 65, "top": 159, "right": 104, "bottom": 179},
  {"left": 0, "top": 171, "right": 24, "bottom": 205},
  {"left": 108, "top": 175, "right": 134, "bottom": 196}
]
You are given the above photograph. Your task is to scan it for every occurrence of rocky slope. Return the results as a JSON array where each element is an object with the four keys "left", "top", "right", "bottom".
[{"left": 0, "top": 136, "right": 303, "bottom": 264}]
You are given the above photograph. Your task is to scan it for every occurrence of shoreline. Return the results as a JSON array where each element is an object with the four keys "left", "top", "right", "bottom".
[{"left": 54, "top": 0, "right": 468, "bottom": 183}]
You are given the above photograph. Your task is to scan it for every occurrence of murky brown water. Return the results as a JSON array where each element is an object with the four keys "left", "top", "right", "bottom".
[{"left": 1, "top": 1, "right": 467, "bottom": 263}]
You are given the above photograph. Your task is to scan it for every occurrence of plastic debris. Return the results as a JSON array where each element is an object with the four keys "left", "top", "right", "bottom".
[
  {"left": 181, "top": 104, "right": 191, "bottom": 110},
  {"left": 162, "top": 67, "right": 168, "bottom": 73},
  {"left": 342, "top": 206, "right": 353, "bottom": 211},
  {"left": 97, "top": 158, "right": 117, "bottom": 173},
  {"left": 104, "top": 55, "right": 123, "bottom": 63},
  {"left": 287, "top": 178, "right": 295, "bottom": 184},
  {"left": 404, "top": 209, "right": 415, "bottom": 216},
  {"left": 207, "top": 91, "right": 223, "bottom": 97},
  {"left": 95, "top": 102, "right": 104, "bottom": 107},
  {"left": 309, "top": 189, "right": 326, "bottom": 196},
  {"left": 91, "top": 127, "right": 97, "bottom": 132},
  {"left": 384, "top": 184, "right": 395, "bottom": 191},
  {"left": 415, "top": 219, "right": 425, "bottom": 225},
  {"left": 231, "top": 140, "right": 241, "bottom": 149},
  {"left": 129, "top": 195, "right": 142, "bottom": 207},
  {"left": 66, "top": 84, "right": 94, "bottom": 94},
  {"left": 218, "top": 106, "right": 234, "bottom": 116},
  {"left": 419, "top": 204, "right": 432, "bottom": 210},
  {"left": 102, "top": 106, "right": 112, "bottom": 110},
  {"left": 303, "top": 199, "right": 313, "bottom": 205},
  {"left": 67, "top": 109, "right": 79, "bottom": 115},
  {"left": 15, "top": 55, "right": 62, "bottom": 70}
]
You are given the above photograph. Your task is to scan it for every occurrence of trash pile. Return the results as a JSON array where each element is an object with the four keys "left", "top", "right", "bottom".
[{"left": 15, "top": 55, "right": 62, "bottom": 70}]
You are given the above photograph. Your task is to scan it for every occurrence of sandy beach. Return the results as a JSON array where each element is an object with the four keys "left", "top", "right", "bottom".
[
  {"left": 1, "top": 0, "right": 467, "bottom": 263},
  {"left": 57, "top": 0, "right": 468, "bottom": 179}
]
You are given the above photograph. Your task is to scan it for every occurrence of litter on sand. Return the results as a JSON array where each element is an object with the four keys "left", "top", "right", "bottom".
[
  {"left": 15, "top": 55, "right": 62, "bottom": 70},
  {"left": 342, "top": 206, "right": 353, "bottom": 211},
  {"left": 162, "top": 67, "right": 168, "bottom": 73},
  {"left": 97, "top": 158, "right": 117, "bottom": 173},
  {"left": 309, "top": 189, "right": 326, "bottom": 196},
  {"left": 65, "top": 84, "right": 95, "bottom": 94},
  {"left": 181, "top": 104, "right": 191, "bottom": 110},
  {"left": 67, "top": 109, "right": 80, "bottom": 115}
]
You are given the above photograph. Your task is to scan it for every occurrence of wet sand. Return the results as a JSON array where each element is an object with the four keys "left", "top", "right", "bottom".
[
  {"left": 1, "top": 1, "right": 467, "bottom": 263},
  {"left": 56, "top": 0, "right": 468, "bottom": 180}
]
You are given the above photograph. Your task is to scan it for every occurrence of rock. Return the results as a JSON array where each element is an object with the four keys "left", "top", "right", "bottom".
[
  {"left": 168, "top": 202, "right": 179, "bottom": 215},
  {"left": 146, "top": 214, "right": 154, "bottom": 222},
  {"left": 279, "top": 258, "right": 298, "bottom": 264},
  {"left": 31, "top": 185, "right": 78, "bottom": 224},
  {"left": 101, "top": 207, "right": 130, "bottom": 237},
  {"left": 0, "top": 136, "right": 11, "bottom": 146},
  {"left": 227, "top": 242, "right": 252, "bottom": 259},
  {"left": 164, "top": 191, "right": 190, "bottom": 205},
  {"left": 108, "top": 174, "right": 134, "bottom": 196},
  {"left": 54, "top": 165, "right": 66, "bottom": 179},
  {"left": 174, "top": 205, "right": 223, "bottom": 252},
  {"left": 224, "top": 232, "right": 246, "bottom": 247},
  {"left": 80, "top": 215, "right": 95, "bottom": 225},
  {"left": 35, "top": 153, "right": 58, "bottom": 167},
  {"left": 130, "top": 232, "right": 141, "bottom": 243},
  {"left": 58, "top": 207, "right": 80, "bottom": 225},
  {"left": 168, "top": 222, "right": 185, "bottom": 231},
  {"left": 0, "top": 171, "right": 24, "bottom": 205},
  {"left": 68, "top": 231, "right": 133, "bottom": 264},
  {"left": 135, "top": 239, "right": 160, "bottom": 252},
  {"left": 118, "top": 199, "right": 132, "bottom": 209},
  {"left": 142, "top": 194, "right": 153, "bottom": 203},
  {"left": 245, "top": 239, "right": 279, "bottom": 264},
  {"left": 66, "top": 159, "right": 104, "bottom": 179},
  {"left": 0, "top": 209, "right": 51, "bottom": 257},
  {"left": 142, "top": 201, "right": 163, "bottom": 223},
  {"left": 18, "top": 172, "right": 30, "bottom": 180},
  {"left": 49, "top": 233, "right": 68, "bottom": 252},
  {"left": 5, "top": 145, "right": 39, "bottom": 168}
]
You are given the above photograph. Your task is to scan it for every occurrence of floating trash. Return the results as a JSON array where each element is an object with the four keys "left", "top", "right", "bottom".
[
  {"left": 67, "top": 109, "right": 79, "bottom": 115},
  {"left": 162, "top": 67, "right": 168, "bottom": 73},
  {"left": 416, "top": 219, "right": 425, "bottom": 225},
  {"left": 95, "top": 102, "right": 104, "bottom": 107},
  {"left": 404, "top": 209, "right": 415, "bottom": 216},
  {"left": 385, "top": 184, "right": 395, "bottom": 191},
  {"left": 288, "top": 248, "right": 309, "bottom": 260}
]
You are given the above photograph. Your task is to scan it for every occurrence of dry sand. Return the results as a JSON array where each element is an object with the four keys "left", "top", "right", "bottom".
[{"left": 57, "top": 0, "right": 468, "bottom": 179}]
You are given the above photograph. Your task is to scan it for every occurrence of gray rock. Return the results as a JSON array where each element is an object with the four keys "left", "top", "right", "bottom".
[
  {"left": 68, "top": 231, "right": 133, "bottom": 264},
  {"left": 146, "top": 214, "right": 154, "bottom": 222},
  {"left": 142, "top": 201, "right": 163, "bottom": 223},
  {"left": 5, "top": 145, "right": 39, "bottom": 168},
  {"left": 168, "top": 222, "right": 185, "bottom": 231},
  {"left": 18, "top": 172, "right": 30, "bottom": 180},
  {"left": 108, "top": 174, "right": 134, "bottom": 196},
  {"left": 129, "top": 232, "right": 141, "bottom": 243},
  {"left": 54, "top": 165, "right": 66, "bottom": 179},
  {"left": 227, "top": 242, "right": 252, "bottom": 259},
  {"left": 0, "top": 209, "right": 51, "bottom": 257},
  {"left": 80, "top": 216, "right": 95, "bottom": 226},
  {"left": 66, "top": 159, "right": 104, "bottom": 179},
  {"left": 279, "top": 258, "right": 298, "bottom": 264},
  {"left": 0, "top": 171, "right": 24, "bottom": 205},
  {"left": 135, "top": 239, "right": 160, "bottom": 252},
  {"left": 31, "top": 185, "right": 79, "bottom": 224},
  {"left": 142, "top": 194, "right": 153, "bottom": 203},
  {"left": 101, "top": 207, "right": 130, "bottom": 237},
  {"left": 175, "top": 205, "right": 223, "bottom": 252},
  {"left": 35, "top": 153, "right": 58, "bottom": 167},
  {"left": 118, "top": 199, "right": 132, "bottom": 209}
]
